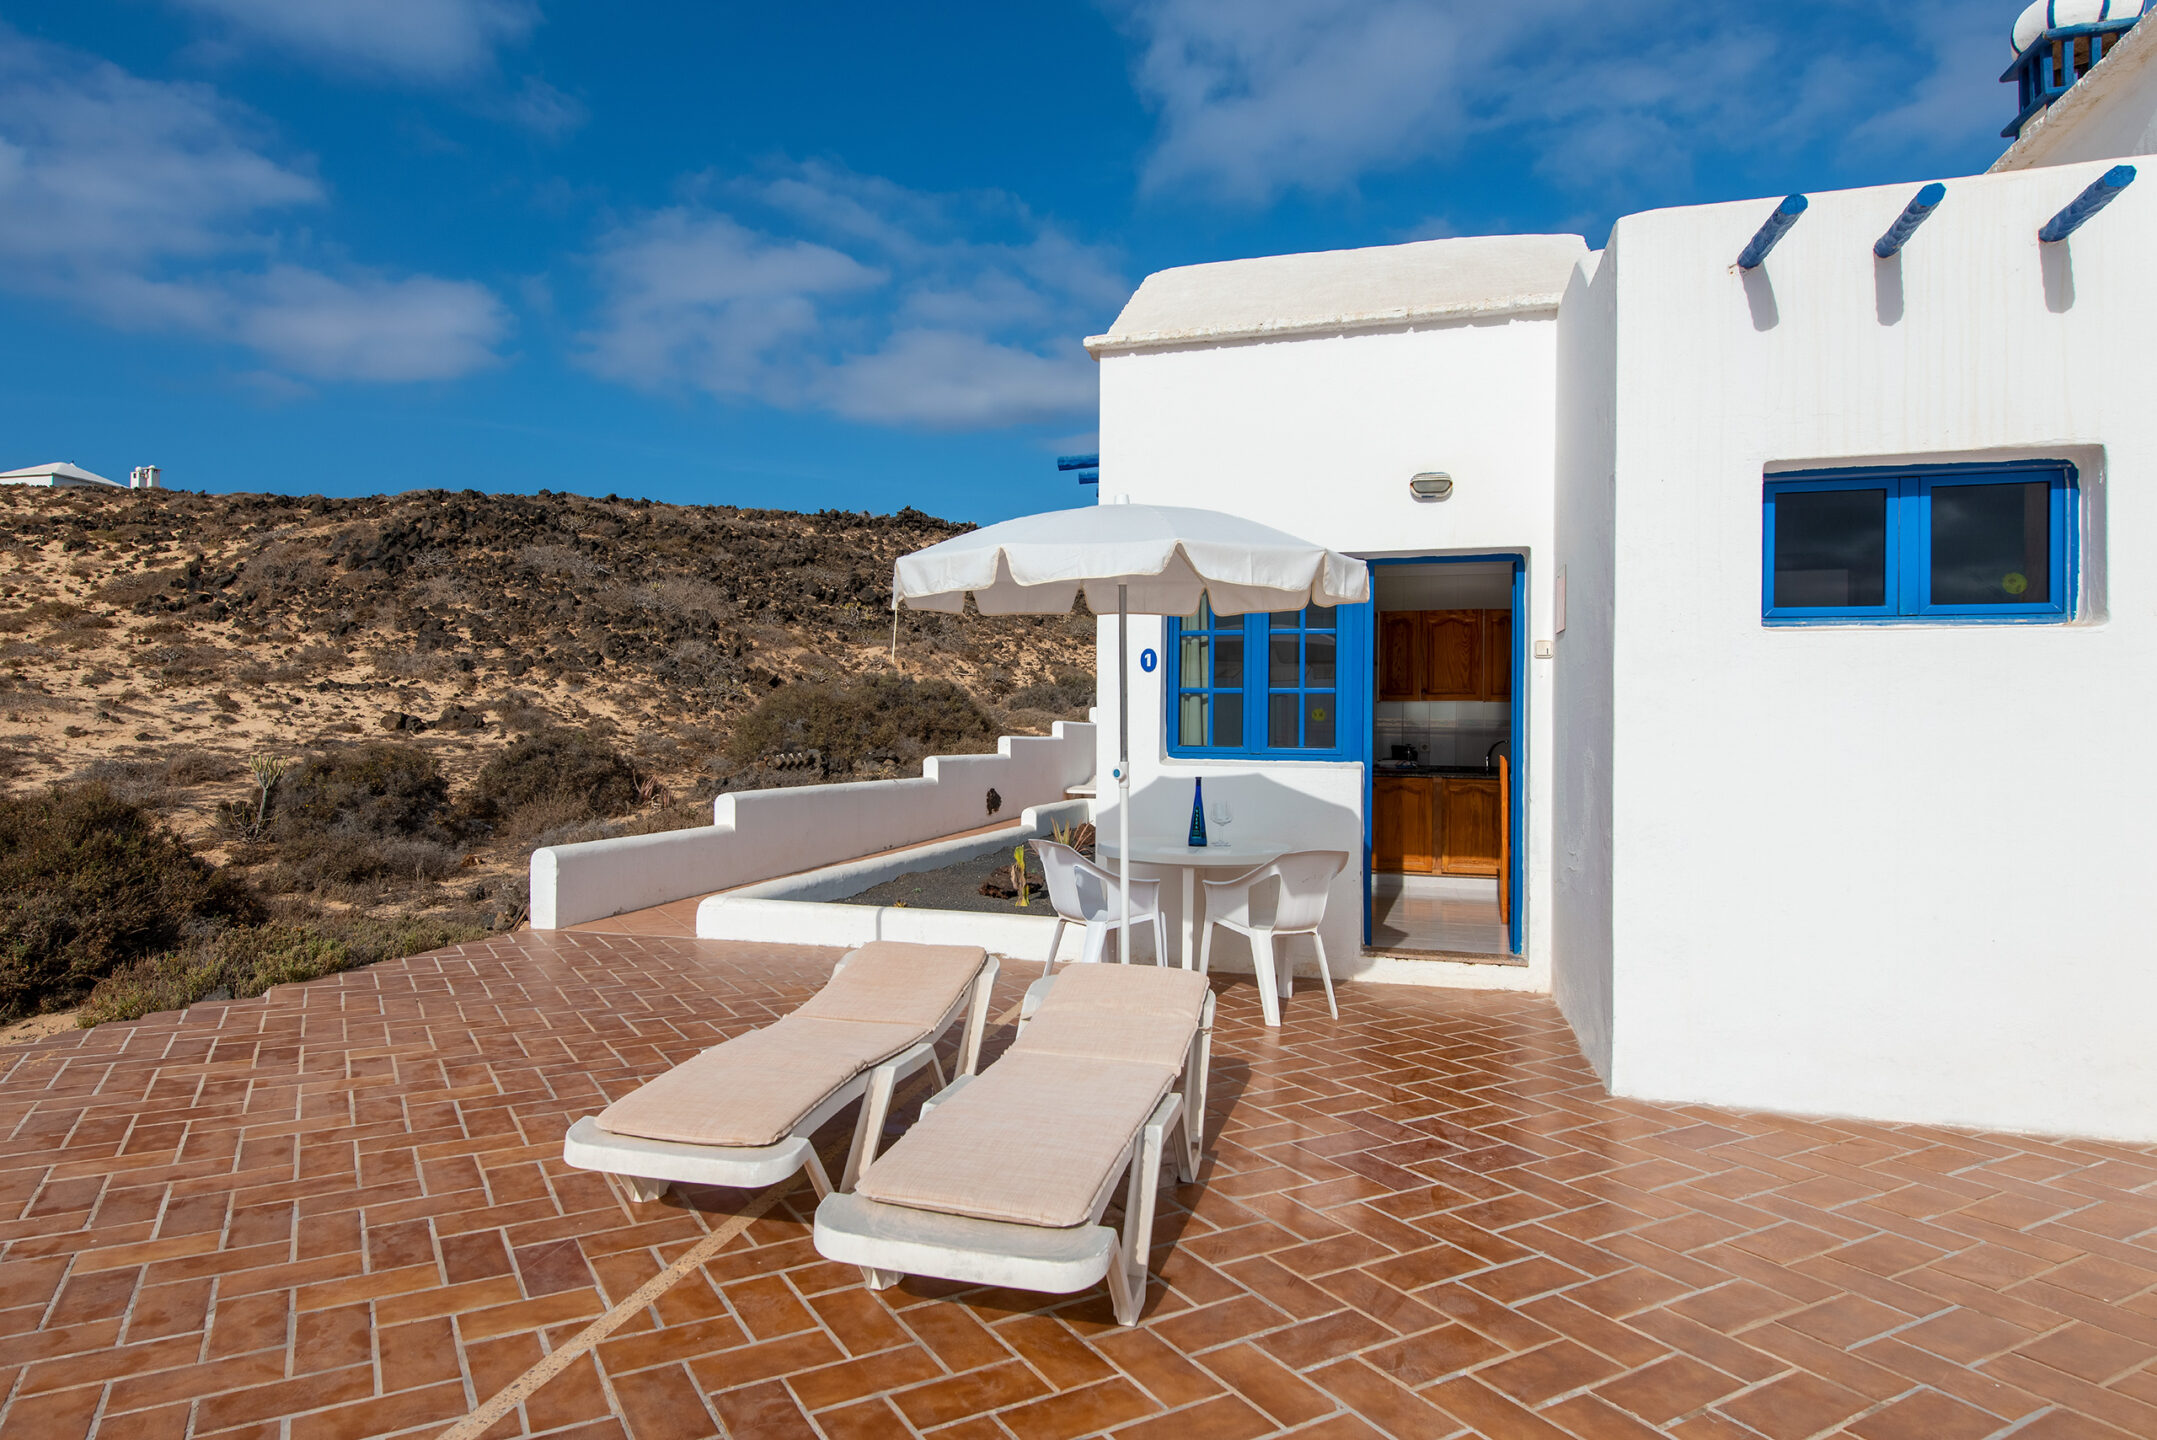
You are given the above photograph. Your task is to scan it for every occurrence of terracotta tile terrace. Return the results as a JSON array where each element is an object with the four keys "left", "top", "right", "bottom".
[{"left": 4, "top": 930, "right": 2156, "bottom": 1440}]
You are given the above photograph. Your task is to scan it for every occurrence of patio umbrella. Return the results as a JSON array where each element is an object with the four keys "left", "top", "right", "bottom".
[{"left": 892, "top": 502, "right": 1370, "bottom": 964}]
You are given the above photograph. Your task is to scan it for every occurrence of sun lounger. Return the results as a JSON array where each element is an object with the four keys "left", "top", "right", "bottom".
[
  {"left": 812, "top": 964, "right": 1213, "bottom": 1325},
  {"left": 563, "top": 941, "right": 997, "bottom": 1203}
]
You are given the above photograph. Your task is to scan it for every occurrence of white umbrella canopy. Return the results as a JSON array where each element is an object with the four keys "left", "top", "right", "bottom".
[
  {"left": 894, "top": 504, "right": 1370, "bottom": 618},
  {"left": 892, "top": 503, "right": 1370, "bottom": 970}
]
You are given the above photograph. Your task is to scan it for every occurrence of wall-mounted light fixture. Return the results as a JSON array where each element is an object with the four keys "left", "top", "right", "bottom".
[{"left": 1408, "top": 472, "right": 1454, "bottom": 502}]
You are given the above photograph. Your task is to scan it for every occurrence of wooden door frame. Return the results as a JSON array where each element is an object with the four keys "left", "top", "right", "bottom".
[{"left": 1359, "top": 553, "right": 1527, "bottom": 958}]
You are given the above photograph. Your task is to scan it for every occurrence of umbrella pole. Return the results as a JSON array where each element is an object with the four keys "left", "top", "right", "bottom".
[{"left": 1118, "top": 583, "right": 1131, "bottom": 965}]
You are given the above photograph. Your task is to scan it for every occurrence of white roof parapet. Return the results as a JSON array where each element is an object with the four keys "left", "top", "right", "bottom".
[{"left": 1085, "top": 233, "right": 1588, "bottom": 357}]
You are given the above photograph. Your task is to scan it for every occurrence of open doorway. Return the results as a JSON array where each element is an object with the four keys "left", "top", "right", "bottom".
[{"left": 1363, "top": 557, "right": 1523, "bottom": 959}]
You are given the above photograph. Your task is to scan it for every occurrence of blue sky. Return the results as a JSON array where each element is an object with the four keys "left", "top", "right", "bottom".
[{"left": 0, "top": 1, "right": 2017, "bottom": 523}]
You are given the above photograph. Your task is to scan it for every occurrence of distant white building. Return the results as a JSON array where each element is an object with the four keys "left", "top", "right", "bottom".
[
  {"left": 1084, "top": 1, "right": 2157, "bottom": 1142},
  {"left": 0, "top": 461, "right": 127, "bottom": 489}
]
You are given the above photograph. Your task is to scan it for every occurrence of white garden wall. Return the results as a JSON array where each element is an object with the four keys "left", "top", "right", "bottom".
[
  {"left": 529, "top": 722, "right": 1095, "bottom": 929},
  {"left": 1601, "top": 162, "right": 2157, "bottom": 1140}
]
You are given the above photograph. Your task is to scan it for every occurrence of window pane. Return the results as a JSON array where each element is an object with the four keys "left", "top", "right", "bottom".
[
  {"left": 1269, "top": 692, "right": 1298, "bottom": 748},
  {"left": 1774, "top": 488, "right": 1887, "bottom": 607},
  {"left": 1303, "top": 692, "right": 1335, "bottom": 749},
  {"left": 1214, "top": 637, "right": 1243, "bottom": 686},
  {"left": 1178, "top": 693, "right": 1207, "bottom": 747},
  {"left": 1214, "top": 693, "right": 1242, "bottom": 748},
  {"left": 1930, "top": 481, "right": 2050, "bottom": 605},
  {"left": 1270, "top": 610, "right": 1298, "bottom": 629},
  {"left": 1305, "top": 634, "right": 1336, "bottom": 686},
  {"left": 1178, "top": 635, "right": 1208, "bottom": 686},
  {"left": 1270, "top": 635, "right": 1299, "bottom": 686},
  {"left": 1305, "top": 604, "right": 1336, "bottom": 630}
]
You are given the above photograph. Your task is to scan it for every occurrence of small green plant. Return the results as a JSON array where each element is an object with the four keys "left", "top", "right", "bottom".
[{"left": 247, "top": 754, "right": 288, "bottom": 836}]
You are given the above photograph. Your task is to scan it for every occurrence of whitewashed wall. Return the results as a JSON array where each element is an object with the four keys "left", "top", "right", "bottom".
[
  {"left": 1551, "top": 248, "right": 1618, "bottom": 1077},
  {"left": 1093, "top": 314, "right": 1563, "bottom": 988},
  {"left": 530, "top": 723, "right": 1095, "bottom": 929},
  {"left": 1600, "top": 161, "right": 2157, "bottom": 1140}
]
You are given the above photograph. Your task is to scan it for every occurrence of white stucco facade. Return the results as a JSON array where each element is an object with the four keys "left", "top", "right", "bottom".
[
  {"left": 1554, "top": 161, "right": 2157, "bottom": 1141},
  {"left": 1091, "top": 48, "right": 2157, "bottom": 1141},
  {"left": 1090, "top": 247, "right": 1579, "bottom": 992}
]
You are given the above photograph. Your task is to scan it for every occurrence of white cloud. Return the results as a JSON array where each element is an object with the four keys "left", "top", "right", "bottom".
[
  {"left": 168, "top": 0, "right": 538, "bottom": 83},
  {"left": 1104, "top": 0, "right": 2010, "bottom": 204},
  {"left": 580, "top": 163, "right": 1118, "bottom": 431},
  {"left": 822, "top": 330, "right": 1097, "bottom": 429},
  {"left": 581, "top": 210, "right": 881, "bottom": 397},
  {"left": 490, "top": 76, "right": 586, "bottom": 138},
  {"left": 235, "top": 266, "right": 508, "bottom": 381},
  {"left": 0, "top": 27, "right": 509, "bottom": 384}
]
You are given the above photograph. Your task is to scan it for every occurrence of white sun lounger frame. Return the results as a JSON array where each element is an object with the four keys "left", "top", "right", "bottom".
[
  {"left": 564, "top": 951, "right": 999, "bottom": 1203},
  {"left": 813, "top": 985, "right": 1213, "bottom": 1327}
]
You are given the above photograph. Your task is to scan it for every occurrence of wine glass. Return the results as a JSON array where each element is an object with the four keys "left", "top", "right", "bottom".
[{"left": 1209, "top": 794, "right": 1233, "bottom": 845}]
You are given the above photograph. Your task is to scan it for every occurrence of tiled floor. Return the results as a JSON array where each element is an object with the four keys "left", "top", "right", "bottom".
[
  {"left": 4, "top": 932, "right": 2156, "bottom": 1439},
  {"left": 1370, "top": 875, "right": 1511, "bottom": 957}
]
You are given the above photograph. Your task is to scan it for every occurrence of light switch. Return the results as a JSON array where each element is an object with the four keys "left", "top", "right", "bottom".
[{"left": 1533, "top": 640, "right": 1555, "bottom": 659}]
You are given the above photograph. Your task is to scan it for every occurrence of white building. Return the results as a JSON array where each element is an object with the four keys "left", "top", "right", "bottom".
[
  {"left": 0, "top": 461, "right": 126, "bottom": 489},
  {"left": 1084, "top": 2, "right": 2157, "bottom": 1142},
  {"left": 534, "top": 2, "right": 2157, "bottom": 1146}
]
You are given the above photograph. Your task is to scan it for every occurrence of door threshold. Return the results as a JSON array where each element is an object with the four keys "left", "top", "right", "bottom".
[{"left": 1363, "top": 946, "right": 1525, "bottom": 967}]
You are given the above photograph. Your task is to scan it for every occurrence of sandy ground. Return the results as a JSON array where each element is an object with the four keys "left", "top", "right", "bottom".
[{"left": 0, "top": 1011, "right": 79, "bottom": 1047}]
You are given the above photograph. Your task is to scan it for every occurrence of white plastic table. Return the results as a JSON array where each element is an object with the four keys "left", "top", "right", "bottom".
[{"left": 1096, "top": 838, "right": 1291, "bottom": 970}]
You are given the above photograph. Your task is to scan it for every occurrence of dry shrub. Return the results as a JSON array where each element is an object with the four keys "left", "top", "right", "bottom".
[
  {"left": 261, "top": 744, "right": 459, "bottom": 891},
  {"left": 1007, "top": 668, "right": 1095, "bottom": 716},
  {"left": 494, "top": 691, "right": 553, "bottom": 732},
  {"left": 368, "top": 648, "right": 460, "bottom": 681},
  {"left": 145, "top": 642, "right": 227, "bottom": 680},
  {"left": 77, "top": 912, "right": 492, "bottom": 1026},
  {"left": 0, "top": 783, "right": 265, "bottom": 1019},
  {"left": 96, "top": 567, "right": 186, "bottom": 607},
  {"left": 467, "top": 728, "right": 640, "bottom": 842},
  {"left": 728, "top": 671, "right": 998, "bottom": 774}
]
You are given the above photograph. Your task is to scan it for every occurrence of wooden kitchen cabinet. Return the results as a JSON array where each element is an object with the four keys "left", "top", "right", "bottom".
[
  {"left": 1372, "top": 777, "right": 1434, "bottom": 874},
  {"left": 1378, "top": 613, "right": 1420, "bottom": 701},
  {"left": 1380, "top": 606, "right": 1513, "bottom": 702},
  {"left": 1439, "top": 777, "right": 1503, "bottom": 876},
  {"left": 1420, "top": 610, "right": 1484, "bottom": 700},
  {"left": 1481, "top": 608, "right": 1513, "bottom": 701}
]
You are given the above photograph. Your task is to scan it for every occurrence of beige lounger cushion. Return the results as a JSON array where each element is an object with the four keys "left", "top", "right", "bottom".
[
  {"left": 597, "top": 1016, "right": 923, "bottom": 1147},
  {"left": 1043, "top": 963, "right": 1208, "bottom": 1022},
  {"left": 854, "top": 1052, "right": 1173, "bottom": 1228},
  {"left": 794, "top": 942, "right": 989, "bottom": 1030},
  {"left": 1012, "top": 1008, "right": 1195, "bottom": 1072}
]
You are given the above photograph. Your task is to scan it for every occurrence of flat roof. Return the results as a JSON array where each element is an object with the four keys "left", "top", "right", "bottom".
[{"left": 1086, "top": 232, "right": 1588, "bottom": 356}]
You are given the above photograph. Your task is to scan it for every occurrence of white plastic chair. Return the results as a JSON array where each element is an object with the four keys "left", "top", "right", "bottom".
[
  {"left": 1031, "top": 840, "right": 1168, "bottom": 974},
  {"left": 1197, "top": 851, "right": 1348, "bottom": 1026}
]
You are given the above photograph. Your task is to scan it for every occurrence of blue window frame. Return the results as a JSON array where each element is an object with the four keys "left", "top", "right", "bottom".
[
  {"left": 1763, "top": 462, "right": 2076, "bottom": 624},
  {"left": 1166, "top": 599, "right": 1366, "bottom": 759}
]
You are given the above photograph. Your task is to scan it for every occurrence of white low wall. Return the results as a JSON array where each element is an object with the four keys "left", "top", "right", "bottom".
[
  {"left": 696, "top": 898, "right": 1085, "bottom": 966},
  {"left": 725, "top": 799, "right": 1091, "bottom": 903},
  {"left": 529, "top": 722, "right": 1096, "bottom": 930}
]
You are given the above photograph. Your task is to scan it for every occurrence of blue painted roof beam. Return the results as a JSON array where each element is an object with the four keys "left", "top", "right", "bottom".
[
  {"left": 1873, "top": 183, "right": 1947, "bottom": 259},
  {"left": 1056, "top": 453, "right": 1099, "bottom": 472},
  {"left": 1075, "top": 471, "right": 1099, "bottom": 485},
  {"left": 1737, "top": 195, "right": 1808, "bottom": 270},
  {"left": 2039, "top": 165, "right": 2136, "bottom": 242}
]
